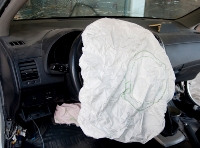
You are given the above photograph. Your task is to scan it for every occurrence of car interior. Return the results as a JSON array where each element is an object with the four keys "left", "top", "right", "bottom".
[{"left": 1, "top": 0, "right": 200, "bottom": 148}]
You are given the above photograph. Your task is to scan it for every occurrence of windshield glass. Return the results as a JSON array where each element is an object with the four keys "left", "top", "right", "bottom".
[{"left": 14, "top": 0, "right": 200, "bottom": 20}]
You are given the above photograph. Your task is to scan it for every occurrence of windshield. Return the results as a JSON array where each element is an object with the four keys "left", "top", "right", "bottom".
[{"left": 14, "top": 0, "right": 200, "bottom": 20}]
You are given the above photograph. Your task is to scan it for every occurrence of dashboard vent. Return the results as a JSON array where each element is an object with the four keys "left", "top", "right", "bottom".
[
  {"left": 18, "top": 60, "right": 39, "bottom": 82},
  {"left": 9, "top": 41, "right": 25, "bottom": 46}
]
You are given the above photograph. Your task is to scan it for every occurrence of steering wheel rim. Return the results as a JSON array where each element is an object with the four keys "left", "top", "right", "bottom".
[{"left": 68, "top": 33, "right": 83, "bottom": 100}]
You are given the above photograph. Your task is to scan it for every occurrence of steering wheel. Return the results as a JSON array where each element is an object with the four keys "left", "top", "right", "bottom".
[{"left": 68, "top": 33, "right": 83, "bottom": 100}]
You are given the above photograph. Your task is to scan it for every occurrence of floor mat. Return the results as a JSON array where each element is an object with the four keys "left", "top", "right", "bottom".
[{"left": 22, "top": 116, "right": 194, "bottom": 148}]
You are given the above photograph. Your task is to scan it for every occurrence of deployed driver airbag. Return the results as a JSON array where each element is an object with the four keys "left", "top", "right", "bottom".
[{"left": 78, "top": 18, "right": 175, "bottom": 144}]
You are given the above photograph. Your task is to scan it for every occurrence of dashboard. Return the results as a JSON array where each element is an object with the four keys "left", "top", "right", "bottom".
[{"left": 1, "top": 17, "right": 200, "bottom": 121}]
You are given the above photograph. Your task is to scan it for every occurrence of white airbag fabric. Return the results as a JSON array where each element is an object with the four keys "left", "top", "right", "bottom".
[{"left": 78, "top": 18, "right": 175, "bottom": 144}]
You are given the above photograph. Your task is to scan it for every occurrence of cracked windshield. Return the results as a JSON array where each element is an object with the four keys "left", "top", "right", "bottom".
[{"left": 14, "top": 0, "right": 200, "bottom": 20}]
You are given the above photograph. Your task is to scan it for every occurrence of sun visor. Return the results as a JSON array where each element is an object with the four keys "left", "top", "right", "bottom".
[{"left": 78, "top": 18, "right": 176, "bottom": 144}]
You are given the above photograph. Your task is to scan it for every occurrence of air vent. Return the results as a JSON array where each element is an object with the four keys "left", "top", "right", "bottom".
[
  {"left": 18, "top": 60, "right": 39, "bottom": 82},
  {"left": 9, "top": 41, "right": 25, "bottom": 46}
]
